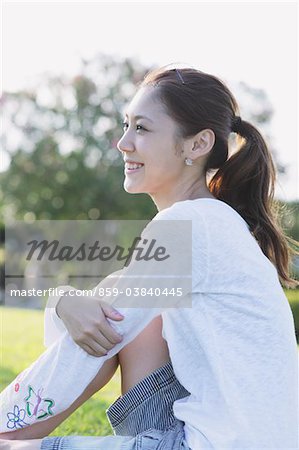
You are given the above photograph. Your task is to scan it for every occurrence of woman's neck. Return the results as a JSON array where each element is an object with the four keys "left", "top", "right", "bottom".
[{"left": 150, "top": 180, "right": 216, "bottom": 211}]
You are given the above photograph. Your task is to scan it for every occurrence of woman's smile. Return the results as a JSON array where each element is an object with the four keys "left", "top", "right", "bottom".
[{"left": 124, "top": 160, "right": 144, "bottom": 174}]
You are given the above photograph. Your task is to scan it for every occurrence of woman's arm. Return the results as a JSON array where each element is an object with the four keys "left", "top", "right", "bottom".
[
  {"left": 47, "top": 213, "right": 190, "bottom": 356},
  {"left": 1, "top": 314, "right": 170, "bottom": 441},
  {"left": 0, "top": 356, "right": 119, "bottom": 440}
]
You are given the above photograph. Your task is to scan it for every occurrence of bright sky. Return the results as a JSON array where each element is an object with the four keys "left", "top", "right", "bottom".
[{"left": 2, "top": 1, "right": 299, "bottom": 200}]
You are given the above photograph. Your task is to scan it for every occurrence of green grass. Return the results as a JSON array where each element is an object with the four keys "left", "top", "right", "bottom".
[
  {"left": 0, "top": 307, "right": 121, "bottom": 436},
  {"left": 284, "top": 288, "right": 299, "bottom": 302}
]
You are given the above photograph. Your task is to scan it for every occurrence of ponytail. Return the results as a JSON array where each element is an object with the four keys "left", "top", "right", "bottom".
[{"left": 207, "top": 118, "right": 299, "bottom": 288}]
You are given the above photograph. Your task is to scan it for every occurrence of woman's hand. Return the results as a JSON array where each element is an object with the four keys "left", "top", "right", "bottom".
[{"left": 56, "top": 291, "right": 124, "bottom": 356}]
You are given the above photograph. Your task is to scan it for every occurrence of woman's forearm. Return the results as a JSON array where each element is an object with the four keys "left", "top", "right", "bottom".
[{"left": 0, "top": 356, "right": 119, "bottom": 440}]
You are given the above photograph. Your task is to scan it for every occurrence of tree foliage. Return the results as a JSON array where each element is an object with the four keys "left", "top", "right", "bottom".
[{"left": 1, "top": 54, "right": 157, "bottom": 221}]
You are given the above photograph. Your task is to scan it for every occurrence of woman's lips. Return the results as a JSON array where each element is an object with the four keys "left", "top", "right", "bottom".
[{"left": 124, "top": 162, "right": 144, "bottom": 174}]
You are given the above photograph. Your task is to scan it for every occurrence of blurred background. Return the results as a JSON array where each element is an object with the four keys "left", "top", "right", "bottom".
[{"left": 0, "top": 1, "right": 298, "bottom": 435}]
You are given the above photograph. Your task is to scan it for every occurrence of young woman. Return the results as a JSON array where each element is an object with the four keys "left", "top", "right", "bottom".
[{"left": 0, "top": 66, "right": 298, "bottom": 450}]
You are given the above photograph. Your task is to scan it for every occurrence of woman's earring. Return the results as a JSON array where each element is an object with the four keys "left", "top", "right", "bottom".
[{"left": 184, "top": 157, "right": 193, "bottom": 166}]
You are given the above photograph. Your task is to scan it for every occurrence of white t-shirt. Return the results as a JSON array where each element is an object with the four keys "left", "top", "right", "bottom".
[
  {"left": 156, "top": 199, "right": 298, "bottom": 449},
  {"left": 50, "top": 198, "right": 297, "bottom": 448},
  {"left": 1, "top": 199, "right": 297, "bottom": 449}
]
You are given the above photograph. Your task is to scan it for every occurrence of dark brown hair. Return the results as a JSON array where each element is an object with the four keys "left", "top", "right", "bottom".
[{"left": 140, "top": 66, "right": 299, "bottom": 288}]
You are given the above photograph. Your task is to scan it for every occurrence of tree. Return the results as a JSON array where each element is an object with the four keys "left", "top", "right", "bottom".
[{"left": 1, "top": 54, "right": 156, "bottom": 222}]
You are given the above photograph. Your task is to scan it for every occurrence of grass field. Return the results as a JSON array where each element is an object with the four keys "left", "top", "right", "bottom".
[
  {"left": 1, "top": 289, "right": 298, "bottom": 436},
  {"left": 284, "top": 289, "right": 299, "bottom": 302},
  {"left": 0, "top": 307, "right": 121, "bottom": 436}
]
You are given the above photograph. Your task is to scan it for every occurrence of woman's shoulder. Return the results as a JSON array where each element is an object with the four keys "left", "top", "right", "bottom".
[
  {"left": 152, "top": 200, "right": 194, "bottom": 221},
  {"left": 153, "top": 198, "right": 250, "bottom": 233}
]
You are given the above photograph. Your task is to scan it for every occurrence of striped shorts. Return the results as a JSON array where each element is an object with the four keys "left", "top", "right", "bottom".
[{"left": 41, "top": 361, "right": 191, "bottom": 450}]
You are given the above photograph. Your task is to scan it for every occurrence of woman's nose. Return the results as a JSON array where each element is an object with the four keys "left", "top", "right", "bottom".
[{"left": 117, "top": 135, "right": 135, "bottom": 154}]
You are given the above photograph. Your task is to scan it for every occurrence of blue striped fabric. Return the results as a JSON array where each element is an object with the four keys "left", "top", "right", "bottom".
[
  {"left": 106, "top": 360, "right": 190, "bottom": 436},
  {"left": 41, "top": 361, "right": 192, "bottom": 449},
  {"left": 41, "top": 437, "right": 61, "bottom": 450}
]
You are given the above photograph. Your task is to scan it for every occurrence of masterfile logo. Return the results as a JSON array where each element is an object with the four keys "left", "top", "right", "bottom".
[{"left": 5, "top": 220, "right": 192, "bottom": 309}]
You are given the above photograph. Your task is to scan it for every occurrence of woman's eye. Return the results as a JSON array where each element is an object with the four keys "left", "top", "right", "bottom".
[
  {"left": 136, "top": 125, "right": 146, "bottom": 131},
  {"left": 122, "top": 122, "right": 146, "bottom": 132}
]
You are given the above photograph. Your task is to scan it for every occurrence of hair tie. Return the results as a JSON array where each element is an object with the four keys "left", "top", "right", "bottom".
[{"left": 231, "top": 116, "right": 242, "bottom": 133}]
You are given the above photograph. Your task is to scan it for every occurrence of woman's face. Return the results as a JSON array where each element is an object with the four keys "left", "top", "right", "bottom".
[{"left": 117, "top": 86, "right": 186, "bottom": 198}]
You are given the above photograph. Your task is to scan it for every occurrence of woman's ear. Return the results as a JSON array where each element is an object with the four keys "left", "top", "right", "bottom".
[{"left": 190, "top": 129, "right": 215, "bottom": 159}]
